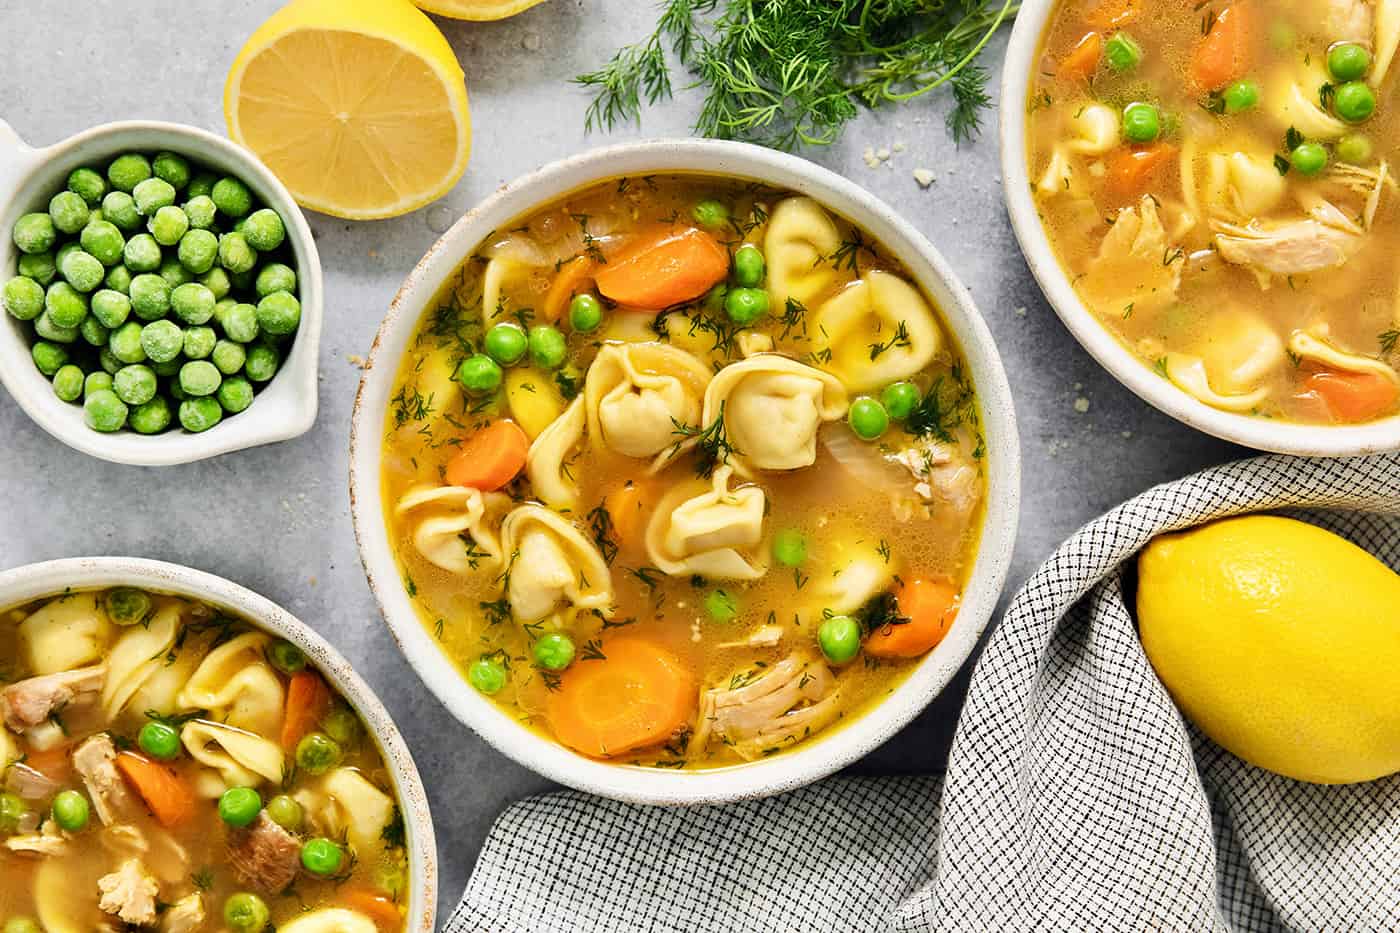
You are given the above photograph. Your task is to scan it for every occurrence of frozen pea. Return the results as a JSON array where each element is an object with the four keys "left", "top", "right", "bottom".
[
  {"left": 211, "top": 177, "right": 253, "bottom": 217},
  {"left": 200, "top": 266, "right": 232, "bottom": 299},
  {"left": 87, "top": 206, "right": 104, "bottom": 225},
  {"left": 18, "top": 252, "right": 57, "bottom": 286},
  {"left": 31, "top": 342, "right": 69, "bottom": 376},
  {"left": 218, "top": 232, "right": 257, "bottom": 274},
  {"left": 101, "top": 191, "right": 141, "bottom": 232},
  {"left": 132, "top": 177, "right": 177, "bottom": 216},
  {"left": 59, "top": 250, "right": 105, "bottom": 293},
  {"left": 183, "top": 325, "right": 216, "bottom": 359},
  {"left": 67, "top": 167, "right": 107, "bottom": 206},
  {"left": 123, "top": 234, "right": 162, "bottom": 273},
  {"left": 212, "top": 297, "right": 237, "bottom": 327},
  {"left": 84, "top": 388, "right": 128, "bottom": 432},
  {"left": 79, "top": 314, "right": 110, "bottom": 347},
  {"left": 177, "top": 229, "right": 218, "bottom": 274},
  {"left": 159, "top": 256, "right": 193, "bottom": 287},
  {"left": 148, "top": 205, "right": 189, "bottom": 246},
  {"left": 244, "top": 344, "right": 279, "bottom": 382},
  {"left": 151, "top": 357, "right": 182, "bottom": 377},
  {"left": 151, "top": 151, "right": 191, "bottom": 189},
  {"left": 211, "top": 339, "right": 247, "bottom": 375},
  {"left": 109, "top": 321, "right": 146, "bottom": 363},
  {"left": 140, "top": 319, "right": 184, "bottom": 363},
  {"left": 256, "top": 291, "right": 300, "bottom": 336},
  {"left": 104, "top": 264, "right": 133, "bottom": 294},
  {"left": 85, "top": 371, "right": 113, "bottom": 397},
  {"left": 12, "top": 213, "right": 56, "bottom": 254},
  {"left": 80, "top": 220, "right": 126, "bottom": 267},
  {"left": 179, "top": 396, "right": 222, "bottom": 432},
  {"left": 96, "top": 348, "right": 121, "bottom": 375},
  {"left": 45, "top": 281, "right": 89, "bottom": 328},
  {"left": 255, "top": 263, "right": 296, "bottom": 297},
  {"left": 107, "top": 153, "right": 152, "bottom": 192},
  {"left": 128, "top": 273, "right": 171, "bottom": 321},
  {"left": 49, "top": 190, "right": 91, "bottom": 234},
  {"left": 242, "top": 209, "right": 285, "bottom": 251},
  {"left": 90, "top": 289, "right": 132, "bottom": 328},
  {"left": 217, "top": 375, "right": 254, "bottom": 413},
  {"left": 3, "top": 276, "right": 45, "bottom": 321},
  {"left": 34, "top": 311, "right": 79, "bottom": 343},
  {"left": 183, "top": 195, "right": 217, "bottom": 230},
  {"left": 223, "top": 303, "right": 259, "bottom": 343},
  {"left": 179, "top": 359, "right": 221, "bottom": 396},
  {"left": 51, "top": 364, "right": 85, "bottom": 402},
  {"left": 129, "top": 395, "right": 172, "bottom": 434},
  {"left": 55, "top": 241, "right": 80, "bottom": 267},
  {"left": 186, "top": 172, "right": 217, "bottom": 199},
  {"left": 113, "top": 364, "right": 158, "bottom": 405},
  {"left": 171, "top": 282, "right": 216, "bottom": 324}
]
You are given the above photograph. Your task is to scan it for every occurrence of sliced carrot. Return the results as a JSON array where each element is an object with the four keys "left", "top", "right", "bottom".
[
  {"left": 866, "top": 579, "right": 961, "bottom": 660},
  {"left": 1191, "top": 3, "right": 1253, "bottom": 91},
  {"left": 444, "top": 420, "right": 529, "bottom": 491},
  {"left": 1106, "top": 143, "right": 1177, "bottom": 200},
  {"left": 340, "top": 889, "right": 403, "bottom": 931},
  {"left": 115, "top": 752, "right": 195, "bottom": 828},
  {"left": 594, "top": 227, "right": 730, "bottom": 310},
  {"left": 23, "top": 744, "right": 73, "bottom": 783},
  {"left": 547, "top": 638, "right": 696, "bottom": 758},
  {"left": 1299, "top": 368, "right": 1400, "bottom": 423},
  {"left": 1060, "top": 31, "right": 1103, "bottom": 81},
  {"left": 603, "top": 480, "right": 651, "bottom": 549},
  {"left": 542, "top": 255, "right": 596, "bottom": 324},
  {"left": 280, "top": 670, "right": 333, "bottom": 751}
]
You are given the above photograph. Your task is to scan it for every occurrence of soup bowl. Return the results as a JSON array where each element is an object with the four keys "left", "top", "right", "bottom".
[
  {"left": 350, "top": 138, "right": 1021, "bottom": 805},
  {"left": 1000, "top": 0, "right": 1400, "bottom": 456},
  {"left": 0, "top": 556, "right": 436, "bottom": 932}
]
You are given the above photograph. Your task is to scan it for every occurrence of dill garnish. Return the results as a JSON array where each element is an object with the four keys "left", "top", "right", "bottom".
[
  {"left": 905, "top": 367, "right": 977, "bottom": 443},
  {"left": 1380, "top": 328, "right": 1399, "bottom": 355},
  {"left": 671, "top": 402, "right": 741, "bottom": 477},
  {"left": 587, "top": 505, "right": 620, "bottom": 564},
  {"left": 868, "top": 320, "right": 912, "bottom": 361},
  {"left": 580, "top": 639, "right": 608, "bottom": 661}
]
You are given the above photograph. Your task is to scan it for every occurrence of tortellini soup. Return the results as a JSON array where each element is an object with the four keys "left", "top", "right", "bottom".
[
  {"left": 1029, "top": 0, "right": 1400, "bottom": 423},
  {"left": 381, "top": 174, "right": 986, "bottom": 768},
  {"left": 0, "top": 589, "right": 410, "bottom": 932}
]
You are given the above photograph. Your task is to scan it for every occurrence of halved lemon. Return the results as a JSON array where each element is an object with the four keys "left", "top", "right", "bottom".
[
  {"left": 413, "top": 0, "right": 548, "bottom": 21},
  {"left": 225, "top": 0, "right": 472, "bottom": 220}
]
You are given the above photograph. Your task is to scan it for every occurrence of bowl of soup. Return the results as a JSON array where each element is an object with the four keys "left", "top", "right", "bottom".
[
  {"left": 350, "top": 139, "right": 1020, "bottom": 804},
  {"left": 1002, "top": 0, "right": 1400, "bottom": 454},
  {"left": 0, "top": 557, "right": 435, "bottom": 932}
]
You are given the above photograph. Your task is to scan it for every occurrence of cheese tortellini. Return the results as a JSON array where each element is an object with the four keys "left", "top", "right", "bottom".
[
  {"left": 299, "top": 768, "right": 397, "bottom": 856},
  {"left": 1203, "top": 148, "right": 1288, "bottom": 220},
  {"left": 181, "top": 720, "right": 286, "bottom": 797},
  {"left": 19, "top": 593, "right": 111, "bottom": 675},
  {"left": 811, "top": 270, "right": 944, "bottom": 392},
  {"left": 499, "top": 505, "right": 614, "bottom": 622},
  {"left": 527, "top": 395, "right": 586, "bottom": 510},
  {"left": 177, "top": 632, "right": 285, "bottom": 737},
  {"left": 764, "top": 196, "right": 842, "bottom": 308},
  {"left": 395, "top": 484, "right": 512, "bottom": 575},
  {"left": 1291, "top": 329, "right": 1400, "bottom": 383},
  {"left": 101, "top": 603, "right": 183, "bottom": 721},
  {"left": 645, "top": 466, "right": 768, "bottom": 580},
  {"left": 583, "top": 342, "right": 711, "bottom": 460},
  {"left": 277, "top": 909, "right": 378, "bottom": 933},
  {"left": 1164, "top": 310, "right": 1286, "bottom": 412},
  {"left": 702, "top": 355, "right": 849, "bottom": 475}
]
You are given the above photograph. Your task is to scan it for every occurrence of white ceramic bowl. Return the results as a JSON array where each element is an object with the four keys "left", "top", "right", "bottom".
[
  {"left": 1000, "top": 1, "right": 1400, "bottom": 456},
  {"left": 349, "top": 138, "right": 1022, "bottom": 805},
  {"left": 0, "top": 556, "right": 436, "bottom": 931},
  {"left": 0, "top": 119, "right": 322, "bottom": 465}
]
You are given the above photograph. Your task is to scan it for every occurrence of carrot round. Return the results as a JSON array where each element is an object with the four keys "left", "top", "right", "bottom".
[
  {"left": 115, "top": 752, "right": 195, "bottom": 828},
  {"left": 444, "top": 420, "right": 529, "bottom": 491},
  {"left": 1060, "top": 32, "right": 1102, "bottom": 81},
  {"left": 1300, "top": 368, "right": 1400, "bottom": 423},
  {"left": 866, "top": 579, "right": 960, "bottom": 659},
  {"left": 1106, "top": 143, "right": 1176, "bottom": 199},
  {"left": 594, "top": 227, "right": 729, "bottom": 310},
  {"left": 547, "top": 639, "right": 696, "bottom": 758},
  {"left": 603, "top": 481, "right": 651, "bottom": 549},
  {"left": 542, "top": 256, "right": 596, "bottom": 323},
  {"left": 281, "top": 670, "right": 332, "bottom": 751},
  {"left": 1191, "top": 3, "right": 1253, "bottom": 91},
  {"left": 339, "top": 889, "right": 403, "bottom": 931}
]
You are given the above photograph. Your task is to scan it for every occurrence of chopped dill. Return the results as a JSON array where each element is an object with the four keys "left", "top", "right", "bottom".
[
  {"left": 905, "top": 368, "right": 976, "bottom": 443},
  {"left": 1380, "top": 328, "right": 1399, "bottom": 355},
  {"left": 587, "top": 505, "right": 620, "bottom": 564},
  {"left": 868, "top": 320, "right": 911, "bottom": 361},
  {"left": 580, "top": 639, "right": 608, "bottom": 661},
  {"left": 671, "top": 402, "right": 741, "bottom": 478},
  {"left": 479, "top": 598, "right": 512, "bottom": 626}
]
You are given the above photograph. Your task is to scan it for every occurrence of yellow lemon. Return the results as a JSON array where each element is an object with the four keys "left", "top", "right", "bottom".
[
  {"left": 1138, "top": 514, "right": 1400, "bottom": 784},
  {"left": 225, "top": 0, "right": 471, "bottom": 220},
  {"left": 413, "top": 0, "right": 548, "bottom": 21}
]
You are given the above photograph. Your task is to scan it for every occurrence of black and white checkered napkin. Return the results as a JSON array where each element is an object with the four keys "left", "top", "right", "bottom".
[{"left": 447, "top": 454, "right": 1400, "bottom": 933}]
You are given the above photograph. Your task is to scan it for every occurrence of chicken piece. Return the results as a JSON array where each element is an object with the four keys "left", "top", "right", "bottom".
[
  {"left": 690, "top": 653, "right": 842, "bottom": 760},
  {"left": 228, "top": 811, "right": 302, "bottom": 894},
  {"left": 72, "top": 733, "right": 136, "bottom": 826},
  {"left": 0, "top": 665, "right": 105, "bottom": 732},
  {"left": 1079, "top": 195, "right": 1183, "bottom": 319},
  {"left": 98, "top": 858, "right": 161, "bottom": 926},
  {"left": 1213, "top": 217, "right": 1361, "bottom": 281},
  {"left": 161, "top": 893, "right": 207, "bottom": 933},
  {"left": 5, "top": 820, "right": 69, "bottom": 858},
  {"left": 719, "top": 625, "right": 785, "bottom": 649},
  {"left": 4, "top": 762, "right": 61, "bottom": 801},
  {"left": 889, "top": 436, "right": 983, "bottom": 529}
]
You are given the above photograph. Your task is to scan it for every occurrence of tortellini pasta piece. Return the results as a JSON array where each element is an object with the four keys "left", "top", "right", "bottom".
[
  {"left": 1065, "top": 102, "right": 1120, "bottom": 155},
  {"left": 702, "top": 355, "right": 849, "bottom": 474},
  {"left": 277, "top": 909, "right": 378, "bottom": 933},
  {"left": 35, "top": 855, "right": 109, "bottom": 932},
  {"left": 302, "top": 768, "right": 397, "bottom": 855},
  {"left": 1266, "top": 67, "right": 1348, "bottom": 140},
  {"left": 583, "top": 342, "right": 711, "bottom": 460},
  {"left": 176, "top": 633, "right": 285, "bottom": 738},
  {"left": 1290, "top": 330, "right": 1400, "bottom": 384},
  {"left": 181, "top": 720, "right": 285, "bottom": 797},
  {"left": 1203, "top": 149, "right": 1288, "bottom": 220},
  {"left": 1164, "top": 311, "right": 1286, "bottom": 413},
  {"left": 101, "top": 603, "right": 182, "bottom": 722},
  {"left": 645, "top": 466, "right": 768, "bottom": 580},
  {"left": 1376, "top": 0, "right": 1400, "bottom": 84},
  {"left": 499, "top": 505, "right": 615, "bottom": 622},
  {"left": 481, "top": 256, "right": 530, "bottom": 326},
  {"left": 396, "top": 484, "right": 512, "bottom": 575},
  {"left": 19, "top": 593, "right": 111, "bottom": 675},
  {"left": 810, "top": 270, "right": 943, "bottom": 392},
  {"left": 527, "top": 396, "right": 586, "bottom": 510},
  {"left": 764, "top": 197, "right": 842, "bottom": 308}
]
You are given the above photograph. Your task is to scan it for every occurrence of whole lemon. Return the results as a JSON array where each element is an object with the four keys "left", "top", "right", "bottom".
[{"left": 1137, "top": 514, "right": 1400, "bottom": 784}]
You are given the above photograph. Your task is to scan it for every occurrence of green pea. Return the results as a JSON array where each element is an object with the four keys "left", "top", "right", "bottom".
[
  {"left": 151, "top": 151, "right": 191, "bottom": 190},
  {"left": 1104, "top": 32, "right": 1142, "bottom": 72},
  {"left": 101, "top": 191, "right": 141, "bottom": 232},
  {"left": 568, "top": 292, "right": 603, "bottom": 332},
  {"left": 533, "top": 633, "right": 576, "bottom": 671},
  {"left": 528, "top": 325, "right": 567, "bottom": 369},
  {"left": 127, "top": 273, "right": 169, "bottom": 321},
  {"left": 201, "top": 266, "right": 233, "bottom": 300},
  {"left": 1121, "top": 102, "right": 1160, "bottom": 143},
  {"left": 51, "top": 790, "right": 90, "bottom": 832},
  {"left": 212, "top": 178, "right": 254, "bottom": 217},
  {"left": 217, "top": 376, "right": 255, "bottom": 414},
  {"left": 84, "top": 388, "right": 129, "bottom": 432},
  {"left": 130, "top": 396, "right": 173, "bottom": 434},
  {"left": 80, "top": 221, "right": 126, "bottom": 267},
  {"left": 187, "top": 172, "right": 218, "bottom": 199},
  {"left": 148, "top": 205, "right": 189, "bottom": 246},
  {"left": 469, "top": 657, "right": 508, "bottom": 695},
  {"left": 12, "top": 213, "right": 56, "bottom": 254},
  {"left": 691, "top": 198, "right": 729, "bottom": 228},
  {"left": 295, "top": 732, "right": 341, "bottom": 775},
  {"left": 140, "top": 319, "right": 183, "bottom": 363},
  {"left": 107, "top": 153, "right": 152, "bottom": 193},
  {"left": 267, "top": 639, "right": 306, "bottom": 673},
  {"left": 55, "top": 241, "right": 80, "bottom": 268},
  {"left": 724, "top": 287, "right": 769, "bottom": 325},
  {"left": 138, "top": 720, "right": 182, "bottom": 760},
  {"left": 179, "top": 360, "right": 222, "bottom": 397},
  {"left": 265, "top": 795, "right": 303, "bottom": 833},
  {"left": 1337, "top": 133, "right": 1373, "bottom": 164},
  {"left": 98, "top": 347, "right": 123, "bottom": 374},
  {"left": 771, "top": 528, "right": 808, "bottom": 567},
  {"left": 485, "top": 323, "right": 528, "bottom": 365},
  {"left": 133, "top": 177, "right": 178, "bottom": 216},
  {"left": 732, "top": 244, "right": 765, "bottom": 287},
  {"left": 18, "top": 252, "right": 57, "bottom": 287},
  {"left": 256, "top": 291, "right": 300, "bottom": 336},
  {"left": 0, "top": 792, "right": 27, "bottom": 834},
  {"left": 178, "top": 396, "right": 223, "bottom": 433},
  {"left": 68, "top": 167, "right": 108, "bottom": 206},
  {"left": 80, "top": 315, "right": 111, "bottom": 348},
  {"left": 1291, "top": 141, "right": 1328, "bottom": 176},
  {"left": 881, "top": 381, "right": 921, "bottom": 420},
  {"left": 1334, "top": 81, "right": 1376, "bottom": 123},
  {"left": 3, "top": 916, "right": 41, "bottom": 933},
  {"left": 45, "top": 281, "right": 89, "bottom": 328},
  {"left": 321, "top": 705, "right": 361, "bottom": 746},
  {"left": 1328, "top": 42, "right": 1371, "bottom": 82},
  {"left": 34, "top": 311, "right": 79, "bottom": 344},
  {"left": 242, "top": 208, "right": 286, "bottom": 251},
  {"left": 3, "top": 276, "right": 45, "bottom": 321},
  {"left": 60, "top": 249, "right": 105, "bottom": 293},
  {"left": 184, "top": 325, "right": 217, "bottom": 359},
  {"left": 1221, "top": 78, "right": 1260, "bottom": 114},
  {"left": 704, "top": 588, "right": 739, "bottom": 622},
  {"left": 123, "top": 233, "right": 162, "bottom": 273},
  {"left": 818, "top": 614, "right": 862, "bottom": 664},
  {"left": 183, "top": 195, "right": 217, "bottom": 231},
  {"left": 104, "top": 264, "right": 133, "bottom": 295},
  {"left": 30, "top": 342, "right": 68, "bottom": 377},
  {"left": 223, "top": 892, "right": 271, "bottom": 933},
  {"left": 218, "top": 232, "right": 257, "bottom": 274},
  {"left": 848, "top": 396, "right": 889, "bottom": 440},
  {"left": 300, "top": 838, "right": 345, "bottom": 878},
  {"left": 223, "top": 302, "right": 260, "bottom": 343},
  {"left": 170, "top": 282, "right": 215, "bottom": 325},
  {"left": 49, "top": 190, "right": 91, "bottom": 234},
  {"left": 255, "top": 262, "right": 296, "bottom": 298},
  {"left": 52, "top": 364, "right": 84, "bottom": 402},
  {"left": 85, "top": 371, "right": 114, "bottom": 397},
  {"left": 456, "top": 353, "right": 502, "bottom": 395},
  {"left": 218, "top": 787, "right": 263, "bottom": 828},
  {"left": 114, "top": 365, "right": 158, "bottom": 405},
  {"left": 244, "top": 344, "right": 279, "bottom": 382},
  {"left": 212, "top": 339, "right": 248, "bottom": 376},
  {"left": 110, "top": 321, "right": 147, "bottom": 363},
  {"left": 159, "top": 259, "right": 194, "bottom": 292}
]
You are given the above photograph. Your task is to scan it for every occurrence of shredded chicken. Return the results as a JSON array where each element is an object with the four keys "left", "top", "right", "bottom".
[
  {"left": 5, "top": 819, "right": 69, "bottom": 858},
  {"left": 1213, "top": 216, "right": 1360, "bottom": 281},
  {"left": 718, "top": 625, "right": 785, "bottom": 649},
  {"left": 689, "top": 653, "right": 842, "bottom": 761},
  {"left": 0, "top": 665, "right": 105, "bottom": 732},
  {"left": 98, "top": 858, "right": 161, "bottom": 926},
  {"left": 4, "top": 762, "right": 62, "bottom": 801},
  {"left": 1079, "top": 195, "right": 1183, "bottom": 318},
  {"left": 161, "top": 893, "right": 207, "bottom": 933},
  {"left": 889, "top": 437, "right": 982, "bottom": 528},
  {"left": 73, "top": 733, "right": 135, "bottom": 826},
  {"left": 228, "top": 811, "right": 302, "bottom": 894}
]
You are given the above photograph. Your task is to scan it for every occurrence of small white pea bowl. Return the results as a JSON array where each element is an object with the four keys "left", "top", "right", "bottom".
[
  {"left": 0, "top": 119, "right": 322, "bottom": 466},
  {"left": 0, "top": 556, "right": 436, "bottom": 933},
  {"left": 1000, "top": 0, "right": 1400, "bottom": 456},
  {"left": 349, "top": 138, "right": 1022, "bottom": 806}
]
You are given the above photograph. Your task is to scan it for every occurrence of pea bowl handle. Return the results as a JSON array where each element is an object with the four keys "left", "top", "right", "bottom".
[{"left": 0, "top": 118, "right": 36, "bottom": 203}]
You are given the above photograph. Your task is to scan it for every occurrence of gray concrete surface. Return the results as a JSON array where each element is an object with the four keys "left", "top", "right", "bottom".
[{"left": 0, "top": 0, "right": 1244, "bottom": 923}]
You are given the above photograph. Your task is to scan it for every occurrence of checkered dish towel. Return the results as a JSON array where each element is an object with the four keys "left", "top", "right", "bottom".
[{"left": 448, "top": 453, "right": 1400, "bottom": 933}]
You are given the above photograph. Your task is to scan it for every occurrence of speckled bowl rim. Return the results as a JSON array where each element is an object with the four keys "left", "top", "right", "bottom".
[
  {"left": 999, "top": 0, "right": 1400, "bottom": 456},
  {"left": 0, "top": 557, "right": 435, "bottom": 932},
  {"left": 349, "top": 138, "right": 1022, "bottom": 806}
]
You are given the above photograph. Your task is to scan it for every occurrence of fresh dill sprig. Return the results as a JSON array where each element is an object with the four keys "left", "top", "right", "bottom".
[{"left": 671, "top": 402, "right": 741, "bottom": 477}]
